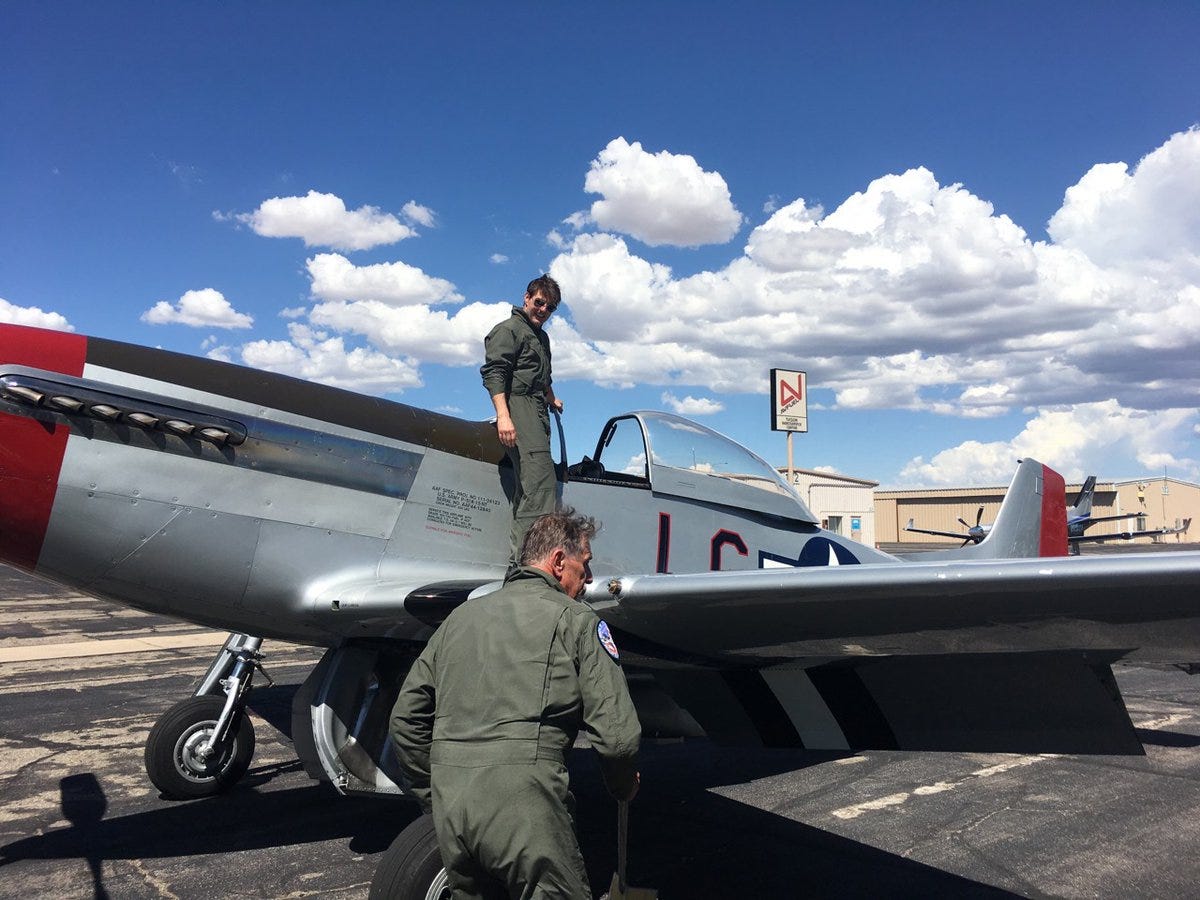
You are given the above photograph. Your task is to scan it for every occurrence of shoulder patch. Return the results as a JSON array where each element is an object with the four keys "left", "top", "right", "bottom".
[{"left": 597, "top": 620, "right": 620, "bottom": 660}]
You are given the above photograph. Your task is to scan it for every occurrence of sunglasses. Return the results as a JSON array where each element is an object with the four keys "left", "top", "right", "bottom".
[{"left": 530, "top": 297, "right": 558, "bottom": 311}]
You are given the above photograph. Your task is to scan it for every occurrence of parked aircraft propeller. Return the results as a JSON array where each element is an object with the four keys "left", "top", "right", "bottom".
[
  {"left": 904, "top": 506, "right": 990, "bottom": 545},
  {"left": 958, "top": 507, "right": 988, "bottom": 546}
]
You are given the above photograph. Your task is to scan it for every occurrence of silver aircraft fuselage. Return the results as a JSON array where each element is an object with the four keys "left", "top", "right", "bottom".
[{"left": 7, "top": 322, "right": 1200, "bottom": 767}]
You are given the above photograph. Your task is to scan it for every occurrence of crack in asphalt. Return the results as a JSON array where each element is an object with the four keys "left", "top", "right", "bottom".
[{"left": 122, "top": 857, "right": 182, "bottom": 900}]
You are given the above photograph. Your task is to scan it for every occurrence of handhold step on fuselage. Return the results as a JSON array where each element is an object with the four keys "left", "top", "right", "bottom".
[{"left": 404, "top": 580, "right": 500, "bottom": 627}]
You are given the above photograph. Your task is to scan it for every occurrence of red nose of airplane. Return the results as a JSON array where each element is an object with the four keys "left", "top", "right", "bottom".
[{"left": 0, "top": 324, "right": 88, "bottom": 570}]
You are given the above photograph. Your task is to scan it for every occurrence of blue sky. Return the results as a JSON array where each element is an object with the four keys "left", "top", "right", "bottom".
[{"left": 3, "top": 2, "right": 1198, "bottom": 486}]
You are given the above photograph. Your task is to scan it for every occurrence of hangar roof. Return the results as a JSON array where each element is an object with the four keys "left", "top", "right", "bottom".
[{"left": 776, "top": 467, "right": 878, "bottom": 488}]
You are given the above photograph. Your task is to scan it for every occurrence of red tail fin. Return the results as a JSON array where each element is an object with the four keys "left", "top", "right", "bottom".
[
  {"left": 940, "top": 458, "right": 1069, "bottom": 561},
  {"left": 1038, "top": 464, "right": 1068, "bottom": 557}
]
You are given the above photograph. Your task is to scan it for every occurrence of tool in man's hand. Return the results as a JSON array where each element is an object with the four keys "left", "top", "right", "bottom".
[{"left": 606, "top": 799, "right": 658, "bottom": 899}]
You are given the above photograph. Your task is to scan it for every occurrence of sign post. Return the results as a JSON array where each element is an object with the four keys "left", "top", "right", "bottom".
[{"left": 770, "top": 369, "right": 808, "bottom": 486}]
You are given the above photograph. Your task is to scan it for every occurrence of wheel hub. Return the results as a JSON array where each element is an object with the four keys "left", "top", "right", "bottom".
[
  {"left": 426, "top": 868, "right": 451, "bottom": 900},
  {"left": 175, "top": 721, "right": 229, "bottom": 782}
]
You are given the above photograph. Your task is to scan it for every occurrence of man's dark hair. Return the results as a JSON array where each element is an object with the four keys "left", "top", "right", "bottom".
[
  {"left": 519, "top": 506, "right": 597, "bottom": 565},
  {"left": 525, "top": 274, "right": 561, "bottom": 308}
]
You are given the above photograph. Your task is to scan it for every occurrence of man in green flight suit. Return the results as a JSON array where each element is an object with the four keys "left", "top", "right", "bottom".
[
  {"left": 389, "top": 509, "right": 642, "bottom": 899},
  {"left": 481, "top": 274, "right": 564, "bottom": 563}
]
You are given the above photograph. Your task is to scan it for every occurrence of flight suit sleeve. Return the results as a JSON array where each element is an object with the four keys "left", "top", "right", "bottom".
[
  {"left": 389, "top": 639, "right": 439, "bottom": 812},
  {"left": 574, "top": 614, "right": 642, "bottom": 800},
  {"left": 480, "top": 321, "right": 517, "bottom": 398}
]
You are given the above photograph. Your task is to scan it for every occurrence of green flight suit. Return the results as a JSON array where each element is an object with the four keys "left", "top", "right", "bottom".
[
  {"left": 390, "top": 568, "right": 642, "bottom": 899},
  {"left": 481, "top": 308, "right": 557, "bottom": 561}
]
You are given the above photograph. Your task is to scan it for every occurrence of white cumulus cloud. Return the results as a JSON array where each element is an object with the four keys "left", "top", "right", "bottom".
[
  {"left": 236, "top": 190, "right": 418, "bottom": 251},
  {"left": 898, "top": 401, "right": 1198, "bottom": 485},
  {"left": 231, "top": 323, "right": 422, "bottom": 393},
  {"left": 307, "top": 253, "right": 461, "bottom": 306},
  {"left": 309, "top": 299, "right": 510, "bottom": 367},
  {"left": 402, "top": 201, "right": 437, "bottom": 228},
  {"left": 538, "top": 129, "right": 1200, "bottom": 481},
  {"left": 0, "top": 297, "right": 73, "bottom": 331},
  {"left": 584, "top": 137, "right": 743, "bottom": 247},
  {"left": 216, "top": 254, "right": 508, "bottom": 394},
  {"left": 661, "top": 392, "right": 725, "bottom": 416},
  {"left": 296, "top": 254, "right": 494, "bottom": 369},
  {"left": 548, "top": 131, "right": 1200, "bottom": 418},
  {"left": 1048, "top": 127, "right": 1200, "bottom": 278},
  {"left": 142, "top": 288, "right": 253, "bottom": 329}
]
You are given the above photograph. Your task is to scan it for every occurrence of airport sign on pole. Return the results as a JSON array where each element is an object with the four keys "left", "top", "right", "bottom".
[
  {"left": 771, "top": 368, "right": 807, "bottom": 486},
  {"left": 770, "top": 369, "right": 807, "bottom": 433}
]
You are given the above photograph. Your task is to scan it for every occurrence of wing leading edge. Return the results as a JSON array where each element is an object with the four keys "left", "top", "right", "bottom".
[{"left": 591, "top": 551, "right": 1200, "bottom": 664}]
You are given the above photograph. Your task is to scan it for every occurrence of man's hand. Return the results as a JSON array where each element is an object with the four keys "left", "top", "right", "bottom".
[
  {"left": 496, "top": 413, "right": 517, "bottom": 447},
  {"left": 550, "top": 397, "right": 564, "bottom": 414}
]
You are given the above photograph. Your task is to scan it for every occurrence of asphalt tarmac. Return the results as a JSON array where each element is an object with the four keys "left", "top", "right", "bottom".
[{"left": 3, "top": 549, "right": 1200, "bottom": 899}]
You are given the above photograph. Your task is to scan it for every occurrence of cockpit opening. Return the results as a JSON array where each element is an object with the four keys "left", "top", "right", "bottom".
[{"left": 567, "top": 411, "right": 817, "bottom": 522}]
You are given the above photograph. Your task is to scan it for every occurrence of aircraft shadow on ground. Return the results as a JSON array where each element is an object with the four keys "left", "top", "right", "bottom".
[
  {"left": 244, "top": 683, "right": 299, "bottom": 739},
  {"left": 0, "top": 740, "right": 1019, "bottom": 898},
  {"left": 570, "top": 743, "right": 1021, "bottom": 898},
  {"left": 0, "top": 779, "right": 410, "bottom": 868},
  {"left": 1135, "top": 727, "right": 1200, "bottom": 748}
]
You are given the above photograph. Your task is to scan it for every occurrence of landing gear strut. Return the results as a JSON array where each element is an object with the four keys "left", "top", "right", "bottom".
[{"left": 144, "top": 633, "right": 271, "bottom": 799}]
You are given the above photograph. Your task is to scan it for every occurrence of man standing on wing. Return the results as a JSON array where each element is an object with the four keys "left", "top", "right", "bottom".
[
  {"left": 389, "top": 509, "right": 641, "bottom": 898},
  {"left": 481, "top": 274, "right": 563, "bottom": 563}
]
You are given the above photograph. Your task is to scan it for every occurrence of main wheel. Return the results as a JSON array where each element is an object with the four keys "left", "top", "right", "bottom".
[
  {"left": 144, "top": 695, "right": 255, "bottom": 799},
  {"left": 369, "top": 813, "right": 450, "bottom": 900}
]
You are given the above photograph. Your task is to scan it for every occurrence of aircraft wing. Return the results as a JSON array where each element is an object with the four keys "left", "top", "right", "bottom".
[
  {"left": 1071, "top": 527, "right": 1176, "bottom": 544},
  {"left": 590, "top": 551, "right": 1200, "bottom": 664},
  {"left": 1074, "top": 512, "right": 1141, "bottom": 526},
  {"left": 903, "top": 522, "right": 976, "bottom": 541},
  {"left": 1071, "top": 518, "right": 1191, "bottom": 544}
]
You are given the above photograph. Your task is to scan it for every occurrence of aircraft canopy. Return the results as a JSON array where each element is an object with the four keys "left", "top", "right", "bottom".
[{"left": 593, "top": 411, "right": 818, "bottom": 524}]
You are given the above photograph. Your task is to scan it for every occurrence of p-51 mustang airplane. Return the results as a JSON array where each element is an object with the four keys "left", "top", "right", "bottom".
[{"left": 3, "top": 323, "right": 1200, "bottom": 860}]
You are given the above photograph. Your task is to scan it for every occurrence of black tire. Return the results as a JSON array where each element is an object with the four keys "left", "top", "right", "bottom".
[
  {"left": 143, "top": 695, "right": 255, "bottom": 799},
  {"left": 369, "top": 813, "right": 450, "bottom": 900}
]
